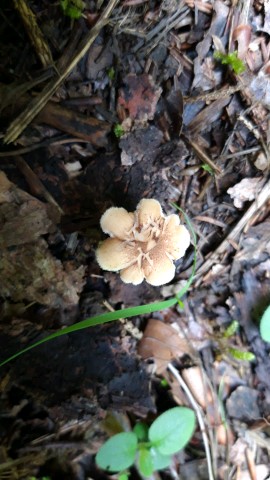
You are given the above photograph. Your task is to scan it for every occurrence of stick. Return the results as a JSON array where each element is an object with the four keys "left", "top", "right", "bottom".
[{"left": 4, "top": 0, "right": 119, "bottom": 144}]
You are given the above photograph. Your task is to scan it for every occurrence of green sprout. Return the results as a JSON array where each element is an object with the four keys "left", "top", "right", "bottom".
[
  {"left": 219, "top": 320, "right": 255, "bottom": 362},
  {"left": 107, "top": 66, "right": 116, "bottom": 81},
  {"left": 114, "top": 124, "right": 125, "bottom": 138},
  {"left": 160, "top": 378, "right": 169, "bottom": 388},
  {"left": 201, "top": 164, "right": 214, "bottom": 176},
  {"left": 260, "top": 304, "right": 270, "bottom": 342},
  {"left": 60, "top": 0, "right": 85, "bottom": 19},
  {"left": 96, "top": 407, "right": 196, "bottom": 477},
  {"left": 214, "top": 51, "right": 246, "bottom": 74},
  {"left": 223, "top": 320, "right": 239, "bottom": 338}
]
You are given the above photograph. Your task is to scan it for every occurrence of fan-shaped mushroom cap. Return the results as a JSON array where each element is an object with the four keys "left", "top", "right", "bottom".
[
  {"left": 143, "top": 251, "right": 176, "bottom": 286},
  {"left": 100, "top": 207, "right": 135, "bottom": 240},
  {"left": 136, "top": 198, "right": 164, "bottom": 225},
  {"left": 162, "top": 215, "right": 191, "bottom": 260},
  {"left": 120, "top": 263, "right": 145, "bottom": 285},
  {"left": 96, "top": 238, "right": 137, "bottom": 271}
]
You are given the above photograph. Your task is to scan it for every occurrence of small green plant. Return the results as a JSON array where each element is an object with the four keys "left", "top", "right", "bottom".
[
  {"left": 60, "top": 0, "right": 85, "bottom": 19},
  {"left": 214, "top": 51, "right": 246, "bottom": 74},
  {"left": 260, "top": 305, "right": 270, "bottom": 342},
  {"left": 201, "top": 163, "right": 214, "bottom": 176},
  {"left": 107, "top": 66, "right": 116, "bottom": 81},
  {"left": 96, "top": 407, "right": 195, "bottom": 477},
  {"left": 220, "top": 320, "right": 255, "bottom": 362},
  {"left": 114, "top": 123, "right": 125, "bottom": 138}
]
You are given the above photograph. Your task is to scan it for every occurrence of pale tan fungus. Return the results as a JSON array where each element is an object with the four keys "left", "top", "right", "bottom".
[{"left": 96, "top": 198, "right": 191, "bottom": 286}]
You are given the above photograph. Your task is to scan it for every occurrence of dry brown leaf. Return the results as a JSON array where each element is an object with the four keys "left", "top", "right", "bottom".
[
  {"left": 227, "top": 177, "right": 264, "bottom": 209},
  {"left": 232, "top": 25, "right": 252, "bottom": 60},
  {"left": 137, "top": 319, "right": 191, "bottom": 373},
  {"left": 182, "top": 366, "right": 213, "bottom": 409},
  {"left": 118, "top": 74, "right": 162, "bottom": 121}
]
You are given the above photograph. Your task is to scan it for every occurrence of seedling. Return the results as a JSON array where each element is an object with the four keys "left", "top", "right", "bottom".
[
  {"left": 60, "top": 0, "right": 85, "bottom": 19},
  {"left": 107, "top": 66, "right": 116, "bottom": 81},
  {"left": 201, "top": 164, "right": 214, "bottom": 176},
  {"left": 96, "top": 407, "right": 196, "bottom": 477},
  {"left": 214, "top": 51, "right": 246, "bottom": 74},
  {"left": 114, "top": 123, "right": 125, "bottom": 138},
  {"left": 259, "top": 304, "right": 270, "bottom": 342},
  {"left": 218, "top": 320, "right": 255, "bottom": 362}
]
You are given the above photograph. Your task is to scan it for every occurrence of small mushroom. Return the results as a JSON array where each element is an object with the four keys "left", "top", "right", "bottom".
[{"left": 96, "top": 199, "right": 190, "bottom": 286}]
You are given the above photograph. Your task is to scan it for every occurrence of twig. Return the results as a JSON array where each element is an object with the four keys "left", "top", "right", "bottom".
[
  {"left": 182, "top": 135, "right": 222, "bottom": 175},
  {"left": 195, "top": 177, "right": 270, "bottom": 283},
  {"left": 4, "top": 0, "right": 120, "bottom": 144},
  {"left": 184, "top": 85, "right": 241, "bottom": 104},
  {"left": 15, "top": 156, "right": 64, "bottom": 214},
  {"left": 13, "top": 0, "right": 53, "bottom": 67},
  {"left": 167, "top": 363, "right": 215, "bottom": 480},
  {"left": 0, "top": 135, "right": 89, "bottom": 157},
  {"left": 103, "top": 300, "right": 142, "bottom": 339}
]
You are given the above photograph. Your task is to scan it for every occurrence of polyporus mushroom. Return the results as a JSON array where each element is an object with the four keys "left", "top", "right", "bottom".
[{"left": 96, "top": 199, "right": 190, "bottom": 286}]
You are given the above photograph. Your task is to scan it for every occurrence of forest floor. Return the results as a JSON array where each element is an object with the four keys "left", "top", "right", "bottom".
[{"left": 0, "top": 0, "right": 270, "bottom": 479}]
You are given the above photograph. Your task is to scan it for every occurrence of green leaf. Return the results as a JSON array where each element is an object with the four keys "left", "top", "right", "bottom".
[
  {"left": 133, "top": 422, "right": 148, "bottom": 441},
  {"left": 108, "top": 67, "right": 115, "bottom": 81},
  {"left": 228, "top": 347, "right": 255, "bottom": 362},
  {"left": 224, "top": 320, "right": 239, "bottom": 338},
  {"left": 260, "top": 305, "right": 270, "bottom": 342},
  {"left": 138, "top": 448, "right": 154, "bottom": 477},
  {"left": 96, "top": 432, "right": 137, "bottom": 472},
  {"left": 149, "top": 407, "right": 195, "bottom": 455},
  {"left": 150, "top": 447, "right": 171, "bottom": 470},
  {"left": 160, "top": 378, "right": 169, "bottom": 388},
  {"left": 60, "top": 0, "right": 84, "bottom": 18},
  {"left": 201, "top": 164, "right": 214, "bottom": 175},
  {"left": 214, "top": 51, "right": 245, "bottom": 74},
  {"left": 114, "top": 124, "right": 125, "bottom": 138},
  {"left": 118, "top": 473, "right": 129, "bottom": 480}
]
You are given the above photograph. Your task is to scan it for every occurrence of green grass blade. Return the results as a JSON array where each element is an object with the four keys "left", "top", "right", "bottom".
[{"left": 0, "top": 297, "right": 177, "bottom": 367}]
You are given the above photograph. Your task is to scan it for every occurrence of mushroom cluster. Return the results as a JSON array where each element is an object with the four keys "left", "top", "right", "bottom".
[{"left": 96, "top": 199, "right": 190, "bottom": 286}]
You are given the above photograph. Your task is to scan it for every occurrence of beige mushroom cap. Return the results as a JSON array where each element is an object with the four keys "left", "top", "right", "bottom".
[
  {"left": 136, "top": 198, "right": 164, "bottom": 225},
  {"left": 120, "top": 263, "right": 145, "bottom": 285},
  {"left": 143, "top": 250, "right": 176, "bottom": 286},
  {"left": 163, "top": 214, "right": 191, "bottom": 260},
  {"left": 100, "top": 207, "right": 135, "bottom": 240},
  {"left": 96, "top": 198, "right": 191, "bottom": 287},
  {"left": 96, "top": 238, "right": 138, "bottom": 271}
]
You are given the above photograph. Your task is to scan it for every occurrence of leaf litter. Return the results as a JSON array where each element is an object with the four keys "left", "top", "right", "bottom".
[{"left": 0, "top": 0, "right": 270, "bottom": 478}]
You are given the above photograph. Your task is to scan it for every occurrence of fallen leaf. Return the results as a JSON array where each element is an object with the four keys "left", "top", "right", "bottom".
[
  {"left": 138, "top": 319, "right": 191, "bottom": 373},
  {"left": 118, "top": 74, "right": 162, "bottom": 121},
  {"left": 227, "top": 177, "right": 264, "bottom": 208}
]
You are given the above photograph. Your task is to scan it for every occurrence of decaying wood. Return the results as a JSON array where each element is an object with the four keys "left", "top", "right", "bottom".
[
  {"left": 36, "top": 102, "right": 111, "bottom": 146},
  {"left": 184, "top": 85, "right": 241, "bottom": 104},
  {"left": 4, "top": 0, "right": 120, "bottom": 144},
  {"left": 15, "top": 156, "right": 63, "bottom": 214}
]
